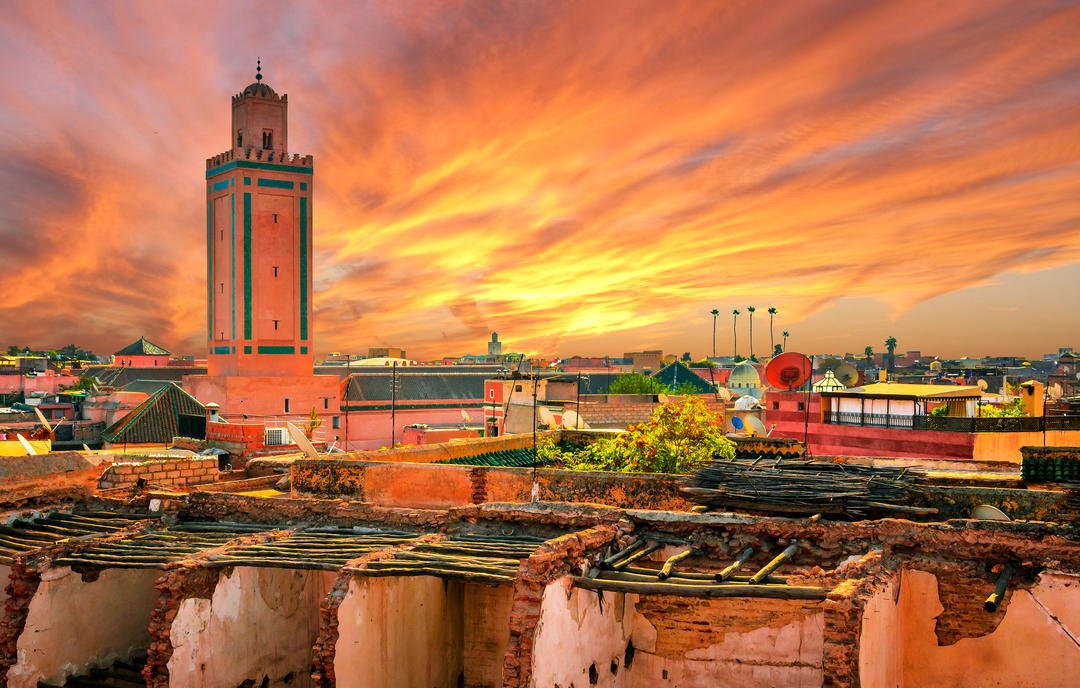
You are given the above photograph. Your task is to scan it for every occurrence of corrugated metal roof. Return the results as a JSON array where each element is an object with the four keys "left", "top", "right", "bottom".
[
  {"left": 103, "top": 383, "right": 205, "bottom": 443},
  {"left": 437, "top": 448, "right": 545, "bottom": 467},
  {"left": 652, "top": 362, "right": 715, "bottom": 393}
]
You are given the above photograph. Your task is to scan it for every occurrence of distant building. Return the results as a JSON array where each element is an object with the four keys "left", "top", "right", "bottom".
[
  {"left": 113, "top": 337, "right": 171, "bottom": 368},
  {"left": 624, "top": 350, "right": 663, "bottom": 373},
  {"left": 368, "top": 347, "right": 406, "bottom": 359},
  {"left": 487, "top": 332, "right": 502, "bottom": 358}
]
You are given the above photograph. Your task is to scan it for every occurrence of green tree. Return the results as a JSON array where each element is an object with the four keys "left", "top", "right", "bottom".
[
  {"left": 747, "top": 306, "right": 757, "bottom": 361},
  {"left": 864, "top": 346, "right": 874, "bottom": 367},
  {"left": 782, "top": 331, "right": 790, "bottom": 352},
  {"left": 710, "top": 308, "right": 720, "bottom": 357},
  {"left": 731, "top": 309, "right": 740, "bottom": 358},
  {"left": 767, "top": 307, "right": 777, "bottom": 354},
  {"left": 5, "top": 345, "right": 21, "bottom": 356},
  {"left": 673, "top": 380, "right": 702, "bottom": 395},
  {"left": 885, "top": 336, "right": 898, "bottom": 373},
  {"left": 559, "top": 397, "right": 736, "bottom": 474},
  {"left": 608, "top": 373, "right": 669, "bottom": 395}
]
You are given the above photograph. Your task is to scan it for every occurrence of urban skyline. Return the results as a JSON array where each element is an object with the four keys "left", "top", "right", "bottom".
[{"left": 1, "top": 0, "right": 1078, "bottom": 360}]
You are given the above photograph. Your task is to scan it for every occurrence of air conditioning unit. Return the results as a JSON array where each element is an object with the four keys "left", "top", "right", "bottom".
[{"left": 264, "top": 428, "right": 286, "bottom": 446}]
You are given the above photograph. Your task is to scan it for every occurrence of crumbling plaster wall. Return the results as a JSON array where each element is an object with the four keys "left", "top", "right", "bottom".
[
  {"left": 859, "top": 569, "right": 1080, "bottom": 687},
  {"left": 167, "top": 567, "right": 336, "bottom": 688},
  {"left": 529, "top": 577, "right": 824, "bottom": 688},
  {"left": 332, "top": 575, "right": 513, "bottom": 688},
  {"left": 334, "top": 576, "right": 464, "bottom": 688},
  {"left": 6, "top": 567, "right": 161, "bottom": 688},
  {"left": 0, "top": 563, "right": 9, "bottom": 609}
]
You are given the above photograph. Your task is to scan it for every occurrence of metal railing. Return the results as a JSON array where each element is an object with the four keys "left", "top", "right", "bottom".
[{"left": 825, "top": 412, "right": 1080, "bottom": 433}]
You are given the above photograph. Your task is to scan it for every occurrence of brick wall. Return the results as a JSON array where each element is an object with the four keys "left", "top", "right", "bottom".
[
  {"left": 97, "top": 457, "right": 219, "bottom": 490},
  {"left": 579, "top": 399, "right": 727, "bottom": 428}
]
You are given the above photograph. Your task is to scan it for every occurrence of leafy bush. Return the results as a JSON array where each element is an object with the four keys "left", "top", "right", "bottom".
[
  {"left": 549, "top": 397, "right": 735, "bottom": 474},
  {"left": 608, "top": 373, "right": 669, "bottom": 395}
]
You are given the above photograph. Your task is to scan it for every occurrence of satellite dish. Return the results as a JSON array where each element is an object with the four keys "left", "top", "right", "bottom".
[
  {"left": 972, "top": 504, "right": 1010, "bottom": 521},
  {"left": 538, "top": 406, "right": 558, "bottom": 428},
  {"left": 32, "top": 406, "right": 54, "bottom": 434},
  {"left": 561, "top": 409, "right": 590, "bottom": 430},
  {"left": 16, "top": 434, "right": 38, "bottom": 456},
  {"left": 977, "top": 379, "right": 989, "bottom": 391},
  {"left": 745, "top": 416, "right": 767, "bottom": 437},
  {"left": 1049, "top": 383, "right": 1063, "bottom": 400},
  {"left": 835, "top": 363, "right": 859, "bottom": 388},
  {"left": 733, "top": 395, "right": 759, "bottom": 410},
  {"left": 730, "top": 416, "right": 745, "bottom": 431},
  {"left": 286, "top": 422, "right": 320, "bottom": 459},
  {"left": 460, "top": 409, "right": 472, "bottom": 424},
  {"left": 764, "top": 353, "right": 812, "bottom": 390}
]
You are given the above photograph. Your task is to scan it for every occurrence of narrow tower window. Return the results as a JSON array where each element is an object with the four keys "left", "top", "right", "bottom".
[
  {"left": 262, "top": 130, "right": 273, "bottom": 149},
  {"left": 284, "top": 398, "right": 290, "bottom": 414},
  {"left": 237, "top": 130, "right": 243, "bottom": 147},
  {"left": 273, "top": 213, "right": 278, "bottom": 224},
  {"left": 219, "top": 283, "right": 224, "bottom": 294},
  {"left": 273, "top": 319, "right": 279, "bottom": 331},
  {"left": 272, "top": 266, "right": 279, "bottom": 277},
  {"left": 220, "top": 229, "right": 224, "bottom": 240}
]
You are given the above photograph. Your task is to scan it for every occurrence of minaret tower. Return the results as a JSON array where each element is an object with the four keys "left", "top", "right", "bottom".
[
  {"left": 187, "top": 62, "right": 337, "bottom": 420},
  {"left": 205, "top": 59, "right": 313, "bottom": 377}
]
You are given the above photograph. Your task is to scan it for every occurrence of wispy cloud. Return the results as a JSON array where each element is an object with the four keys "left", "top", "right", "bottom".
[{"left": 0, "top": 0, "right": 1077, "bottom": 357}]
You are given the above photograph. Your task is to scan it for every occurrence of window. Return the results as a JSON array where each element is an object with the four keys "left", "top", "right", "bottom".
[
  {"left": 797, "top": 402, "right": 806, "bottom": 411},
  {"left": 220, "top": 229, "right": 224, "bottom": 240},
  {"left": 284, "top": 398, "right": 290, "bottom": 413},
  {"left": 262, "top": 129, "right": 273, "bottom": 149},
  {"left": 489, "top": 389, "right": 495, "bottom": 399},
  {"left": 772, "top": 402, "right": 780, "bottom": 410},
  {"left": 273, "top": 213, "right": 278, "bottom": 224},
  {"left": 332, "top": 416, "right": 340, "bottom": 429},
  {"left": 219, "top": 283, "right": 224, "bottom": 294},
  {"left": 272, "top": 266, "right": 279, "bottom": 277},
  {"left": 273, "top": 320, "right": 279, "bottom": 331},
  {"left": 237, "top": 130, "right": 243, "bottom": 147},
  {"left": 515, "top": 384, "right": 522, "bottom": 392},
  {"left": 323, "top": 398, "right": 329, "bottom": 409}
]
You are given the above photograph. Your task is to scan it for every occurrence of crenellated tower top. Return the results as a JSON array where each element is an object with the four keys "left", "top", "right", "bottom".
[{"left": 229, "top": 58, "right": 288, "bottom": 155}]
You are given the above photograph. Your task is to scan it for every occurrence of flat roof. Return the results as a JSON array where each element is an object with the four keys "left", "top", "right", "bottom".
[{"left": 822, "top": 383, "right": 982, "bottom": 399}]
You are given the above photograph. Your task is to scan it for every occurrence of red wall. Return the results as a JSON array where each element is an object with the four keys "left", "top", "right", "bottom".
[{"left": 763, "top": 391, "right": 976, "bottom": 460}]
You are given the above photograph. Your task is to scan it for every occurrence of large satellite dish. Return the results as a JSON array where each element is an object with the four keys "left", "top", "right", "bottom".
[
  {"left": 835, "top": 362, "right": 859, "bottom": 388},
  {"left": 977, "top": 379, "right": 989, "bottom": 392},
  {"left": 745, "top": 416, "right": 767, "bottom": 437},
  {"left": 765, "top": 352, "right": 812, "bottom": 390},
  {"left": 730, "top": 416, "right": 745, "bottom": 431}
]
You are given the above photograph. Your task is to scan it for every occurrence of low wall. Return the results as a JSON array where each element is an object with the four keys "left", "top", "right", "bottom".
[
  {"left": 973, "top": 431, "right": 1080, "bottom": 462},
  {"left": 291, "top": 460, "right": 691, "bottom": 511},
  {"left": 97, "top": 457, "right": 219, "bottom": 490}
]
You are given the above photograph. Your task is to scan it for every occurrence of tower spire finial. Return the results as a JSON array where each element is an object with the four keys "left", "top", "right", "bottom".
[{"left": 256, "top": 57, "right": 262, "bottom": 82}]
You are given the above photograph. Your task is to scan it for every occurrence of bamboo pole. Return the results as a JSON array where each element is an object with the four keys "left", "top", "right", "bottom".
[
  {"left": 749, "top": 543, "right": 799, "bottom": 584},
  {"left": 601, "top": 538, "right": 646, "bottom": 567},
  {"left": 658, "top": 548, "right": 697, "bottom": 580},
  {"left": 984, "top": 563, "right": 1015, "bottom": 612},
  {"left": 573, "top": 576, "right": 827, "bottom": 600},
  {"left": 716, "top": 547, "right": 755, "bottom": 581},
  {"left": 610, "top": 542, "right": 664, "bottom": 571}
]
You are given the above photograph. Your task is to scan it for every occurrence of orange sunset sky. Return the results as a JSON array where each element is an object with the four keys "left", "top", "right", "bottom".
[{"left": 1, "top": 0, "right": 1078, "bottom": 360}]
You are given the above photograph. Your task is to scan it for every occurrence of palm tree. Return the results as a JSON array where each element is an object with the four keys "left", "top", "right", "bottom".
[
  {"left": 768, "top": 307, "right": 777, "bottom": 354},
  {"left": 747, "top": 306, "right": 757, "bottom": 361},
  {"left": 885, "top": 336, "right": 898, "bottom": 373},
  {"left": 710, "top": 309, "right": 720, "bottom": 358},
  {"left": 732, "top": 309, "right": 740, "bottom": 358},
  {"left": 864, "top": 345, "right": 874, "bottom": 368},
  {"left": 782, "top": 331, "right": 789, "bottom": 351}
]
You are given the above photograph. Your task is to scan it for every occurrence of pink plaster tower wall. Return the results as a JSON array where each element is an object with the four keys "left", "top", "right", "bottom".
[
  {"left": 186, "top": 62, "right": 337, "bottom": 418},
  {"left": 205, "top": 60, "right": 312, "bottom": 378}
]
